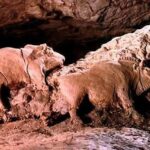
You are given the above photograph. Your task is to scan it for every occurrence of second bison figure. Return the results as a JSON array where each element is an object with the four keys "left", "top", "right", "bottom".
[{"left": 52, "top": 60, "right": 150, "bottom": 125}]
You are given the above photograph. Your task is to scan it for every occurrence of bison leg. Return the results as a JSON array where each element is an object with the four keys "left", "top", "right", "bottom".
[
  {"left": 116, "top": 88, "right": 142, "bottom": 122},
  {"left": 117, "top": 88, "right": 133, "bottom": 112},
  {"left": 69, "top": 107, "right": 83, "bottom": 129}
]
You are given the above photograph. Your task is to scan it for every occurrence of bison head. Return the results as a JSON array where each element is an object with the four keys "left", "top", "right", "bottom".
[{"left": 24, "top": 43, "right": 65, "bottom": 72}]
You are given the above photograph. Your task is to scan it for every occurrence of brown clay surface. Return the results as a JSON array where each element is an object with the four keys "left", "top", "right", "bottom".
[{"left": 0, "top": 119, "right": 149, "bottom": 150}]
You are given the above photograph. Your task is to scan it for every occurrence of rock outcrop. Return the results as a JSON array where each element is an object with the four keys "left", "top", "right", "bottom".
[{"left": 1, "top": 1, "right": 150, "bottom": 149}]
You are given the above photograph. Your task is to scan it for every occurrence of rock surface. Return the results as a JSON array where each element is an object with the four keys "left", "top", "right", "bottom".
[
  {"left": 0, "top": 1, "right": 150, "bottom": 149},
  {"left": 0, "top": 120, "right": 149, "bottom": 150},
  {"left": 0, "top": 43, "right": 65, "bottom": 122},
  {"left": 0, "top": 0, "right": 150, "bottom": 51},
  {"left": 51, "top": 25, "right": 150, "bottom": 75}
]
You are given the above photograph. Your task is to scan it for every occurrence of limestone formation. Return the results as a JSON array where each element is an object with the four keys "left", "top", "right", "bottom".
[
  {"left": 50, "top": 25, "right": 150, "bottom": 76},
  {"left": 0, "top": 1, "right": 150, "bottom": 149}
]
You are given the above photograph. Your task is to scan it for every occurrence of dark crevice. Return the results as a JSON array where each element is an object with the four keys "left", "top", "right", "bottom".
[
  {"left": 77, "top": 94, "right": 95, "bottom": 124},
  {"left": 47, "top": 112, "right": 69, "bottom": 126},
  {"left": 0, "top": 85, "right": 11, "bottom": 111}
]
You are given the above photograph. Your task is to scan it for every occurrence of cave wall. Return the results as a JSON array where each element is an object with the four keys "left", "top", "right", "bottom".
[{"left": 0, "top": 0, "right": 150, "bottom": 63}]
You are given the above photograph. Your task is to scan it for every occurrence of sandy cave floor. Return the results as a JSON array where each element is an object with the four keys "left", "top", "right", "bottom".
[{"left": 0, "top": 118, "right": 149, "bottom": 150}]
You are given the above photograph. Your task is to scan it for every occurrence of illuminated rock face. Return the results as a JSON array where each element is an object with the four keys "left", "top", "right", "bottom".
[
  {"left": 52, "top": 60, "right": 150, "bottom": 126},
  {"left": 10, "top": 83, "right": 51, "bottom": 120},
  {"left": 53, "top": 26, "right": 150, "bottom": 74},
  {"left": 0, "top": 1, "right": 150, "bottom": 149}
]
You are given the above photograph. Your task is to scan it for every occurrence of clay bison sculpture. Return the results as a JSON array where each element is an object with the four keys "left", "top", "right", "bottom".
[
  {"left": 0, "top": 43, "right": 65, "bottom": 88},
  {"left": 0, "top": 43, "right": 65, "bottom": 112},
  {"left": 52, "top": 60, "right": 150, "bottom": 125}
]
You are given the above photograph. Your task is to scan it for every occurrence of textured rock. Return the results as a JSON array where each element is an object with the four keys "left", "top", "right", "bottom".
[
  {"left": 0, "top": 0, "right": 150, "bottom": 50},
  {"left": 0, "top": 120, "right": 149, "bottom": 150},
  {"left": 51, "top": 25, "right": 150, "bottom": 75},
  {"left": 0, "top": 43, "right": 64, "bottom": 88},
  {"left": 52, "top": 61, "right": 150, "bottom": 126},
  {"left": 1, "top": 1, "right": 150, "bottom": 149}
]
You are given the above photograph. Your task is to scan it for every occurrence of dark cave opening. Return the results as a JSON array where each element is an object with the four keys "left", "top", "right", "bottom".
[
  {"left": 77, "top": 94, "right": 95, "bottom": 124},
  {"left": 0, "top": 20, "right": 112, "bottom": 65},
  {"left": 54, "top": 37, "right": 112, "bottom": 64},
  {"left": 0, "top": 18, "right": 149, "bottom": 65},
  {"left": 0, "top": 34, "right": 111, "bottom": 65}
]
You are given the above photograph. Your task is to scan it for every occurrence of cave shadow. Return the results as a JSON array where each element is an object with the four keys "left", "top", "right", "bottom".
[
  {"left": 54, "top": 38, "right": 112, "bottom": 65},
  {"left": 47, "top": 94, "right": 95, "bottom": 127},
  {"left": 47, "top": 92, "right": 150, "bottom": 128},
  {"left": 0, "top": 84, "right": 11, "bottom": 111},
  {"left": 77, "top": 94, "right": 95, "bottom": 124},
  {"left": 134, "top": 91, "right": 150, "bottom": 119},
  {"left": 76, "top": 92, "right": 150, "bottom": 128}
]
